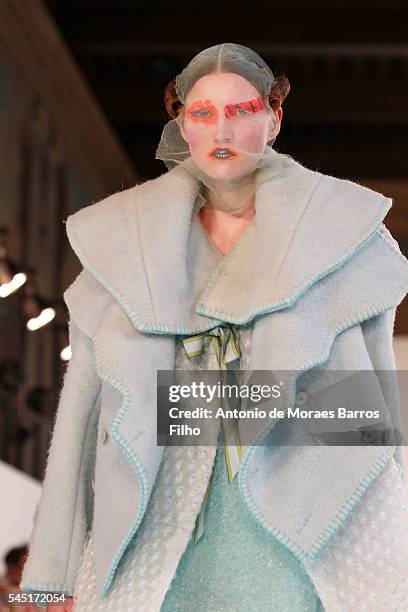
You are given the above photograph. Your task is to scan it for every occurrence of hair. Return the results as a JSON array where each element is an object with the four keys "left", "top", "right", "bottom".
[
  {"left": 5, "top": 545, "right": 28, "bottom": 566},
  {"left": 164, "top": 74, "right": 290, "bottom": 119}
]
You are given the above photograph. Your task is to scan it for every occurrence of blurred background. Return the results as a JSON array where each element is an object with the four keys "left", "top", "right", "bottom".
[{"left": 0, "top": 0, "right": 408, "bottom": 583}]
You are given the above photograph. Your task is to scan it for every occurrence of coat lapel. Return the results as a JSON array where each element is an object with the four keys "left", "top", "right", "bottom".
[
  {"left": 196, "top": 152, "right": 397, "bottom": 322},
  {"left": 66, "top": 147, "right": 394, "bottom": 331},
  {"left": 238, "top": 224, "right": 408, "bottom": 562},
  {"left": 66, "top": 160, "right": 225, "bottom": 334},
  {"left": 90, "top": 304, "right": 175, "bottom": 594}
]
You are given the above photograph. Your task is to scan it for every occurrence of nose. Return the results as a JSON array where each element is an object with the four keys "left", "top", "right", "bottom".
[{"left": 213, "top": 113, "right": 233, "bottom": 143}]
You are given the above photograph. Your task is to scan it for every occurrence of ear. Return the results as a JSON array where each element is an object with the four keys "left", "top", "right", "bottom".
[
  {"left": 267, "top": 107, "right": 282, "bottom": 142},
  {"left": 176, "top": 116, "right": 189, "bottom": 144}
]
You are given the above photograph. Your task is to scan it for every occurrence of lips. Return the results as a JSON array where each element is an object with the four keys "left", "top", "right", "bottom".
[{"left": 208, "top": 147, "right": 238, "bottom": 160}]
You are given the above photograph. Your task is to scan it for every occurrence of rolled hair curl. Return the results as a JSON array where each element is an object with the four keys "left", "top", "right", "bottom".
[{"left": 164, "top": 74, "right": 290, "bottom": 119}]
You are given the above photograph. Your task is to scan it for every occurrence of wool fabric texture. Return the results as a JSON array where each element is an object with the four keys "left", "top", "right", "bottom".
[
  {"left": 73, "top": 326, "right": 321, "bottom": 611},
  {"left": 20, "top": 150, "right": 408, "bottom": 609}
]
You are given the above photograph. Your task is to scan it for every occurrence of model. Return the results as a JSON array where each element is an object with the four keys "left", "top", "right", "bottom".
[{"left": 21, "top": 43, "right": 408, "bottom": 611}]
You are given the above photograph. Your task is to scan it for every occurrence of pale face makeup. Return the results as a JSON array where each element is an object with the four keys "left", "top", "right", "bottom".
[{"left": 177, "top": 72, "right": 281, "bottom": 186}]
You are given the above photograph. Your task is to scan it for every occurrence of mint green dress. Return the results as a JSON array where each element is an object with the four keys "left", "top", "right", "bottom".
[{"left": 161, "top": 325, "right": 322, "bottom": 612}]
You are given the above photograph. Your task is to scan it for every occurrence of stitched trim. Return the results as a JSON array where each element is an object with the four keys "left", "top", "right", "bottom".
[
  {"left": 60, "top": 381, "right": 101, "bottom": 588},
  {"left": 66, "top": 195, "right": 396, "bottom": 334},
  {"left": 196, "top": 173, "right": 325, "bottom": 319},
  {"left": 238, "top": 303, "right": 398, "bottom": 563},
  {"left": 66, "top": 215, "right": 224, "bottom": 336},
  {"left": 196, "top": 216, "right": 389, "bottom": 323},
  {"left": 30, "top": 326, "right": 102, "bottom": 593},
  {"left": 21, "top": 329, "right": 101, "bottom": 598},
  {"left": 91, "top": 332, "right": 150, "bottom": 598}
]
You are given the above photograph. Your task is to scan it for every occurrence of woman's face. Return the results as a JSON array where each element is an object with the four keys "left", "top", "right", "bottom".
[{"left": 178, "top": 72, "right": 282, "bottom": 184}]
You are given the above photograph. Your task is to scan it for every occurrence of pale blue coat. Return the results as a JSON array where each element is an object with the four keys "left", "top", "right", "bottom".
[{"left": 20, "top": 149, "right": 408, "bottom": 607}]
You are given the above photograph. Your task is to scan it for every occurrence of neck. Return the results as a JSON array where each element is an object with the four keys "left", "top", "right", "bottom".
[
  {"left": 199, "top": 181, "right": 256, "bottom": 255},
  {"left": 200, "top": 196, "right": 255, "bottom": 224},
  {"left": 202, "top": 170, "right": 257, "bottom": 214}
]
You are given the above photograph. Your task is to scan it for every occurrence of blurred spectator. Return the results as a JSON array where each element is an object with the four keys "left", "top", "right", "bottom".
[
  {"left": 1, "top": 545, "right": 28, "bottom": 587},
  {"left": 0, "top": 545, "right": 37, "bottom": 611}
]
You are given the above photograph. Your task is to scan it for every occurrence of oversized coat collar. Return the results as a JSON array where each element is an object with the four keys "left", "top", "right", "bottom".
[
  {"left": 65, "top": 148, "right": 403, "bottom": 335},
  {"left": 63, "top": 149, "right": 408, "bottom": 599}
]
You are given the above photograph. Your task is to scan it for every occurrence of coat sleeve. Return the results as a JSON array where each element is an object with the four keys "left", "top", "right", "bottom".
[
  {"left": 360, "top": 305, "right": 405, "bottom": 476},
  {"left": 20, "top": 317, "right": 102, "bottom": 599}
]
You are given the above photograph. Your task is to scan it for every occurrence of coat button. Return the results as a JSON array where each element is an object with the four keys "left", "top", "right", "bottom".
[
  {"left": 101, "top": 428, "right": 109, "bottom": 444},
  {"left": 360, "top": 430, "right": 379, "bottom": 444},
  {"left": 296, "top": 391, "right": 308, "bottom": 405}
]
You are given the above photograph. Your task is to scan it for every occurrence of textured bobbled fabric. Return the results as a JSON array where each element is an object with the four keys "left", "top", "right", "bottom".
[
  {"left": 161, "top": 435, "right": 321, "bottom": 612},
  {"left": 162, "top": 324, "right": 321, "bottom": 612},
  {"left": 73, "top": 322, "right": 321, "bottom": 611},
  {"left": 182, "top": 322, "right": 243, "bottom": 543}
]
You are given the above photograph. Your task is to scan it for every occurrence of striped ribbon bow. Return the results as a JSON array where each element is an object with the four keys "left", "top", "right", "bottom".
[
  {"left": 182, "top": 323, "right": 242, "bottom": 542},
  {"left": 182, "top": 323, "right": 241, "bottom": 368}
]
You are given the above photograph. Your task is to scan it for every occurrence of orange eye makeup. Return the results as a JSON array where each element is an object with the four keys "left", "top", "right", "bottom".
[
  {"left": 224, "top": 96, "right": 266, "bottom": 118},
  {"left": 185, "top": 96, "right": 266, "bottom": 124},
  {"left": 185, "top": 100, "right": 219, "bottom": 124}
]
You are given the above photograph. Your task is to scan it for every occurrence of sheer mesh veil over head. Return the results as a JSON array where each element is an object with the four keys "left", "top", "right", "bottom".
[{"left": 155, "top": 43, "right": 291, "bottom": 211}]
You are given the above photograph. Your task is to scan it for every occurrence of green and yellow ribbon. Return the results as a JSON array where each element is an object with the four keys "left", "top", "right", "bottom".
[
  {"left": 182, "top": 323, "right": 241, "bottom": 367},
  {"left": 182, "top": 323, "right": 242, "bottom": 543}
]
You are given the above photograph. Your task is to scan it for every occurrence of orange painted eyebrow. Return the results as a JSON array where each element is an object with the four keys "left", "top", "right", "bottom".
[
  {"left": 224, "top": 96, "right": 266, "bottom": 118},
  {"left": 184, "top": 96, "right": 266, "bottom": 123}
]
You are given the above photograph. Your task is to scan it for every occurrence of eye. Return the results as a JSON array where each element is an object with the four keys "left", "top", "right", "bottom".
[
  {"left": 237, "top": 108, "right": 251, "bottom": 116},
  {"left": 191, "top": 108, "right": 213, "bottom": 119},
  {"left": 185, "top": 100, "right": 219, "bottom": 124}
]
